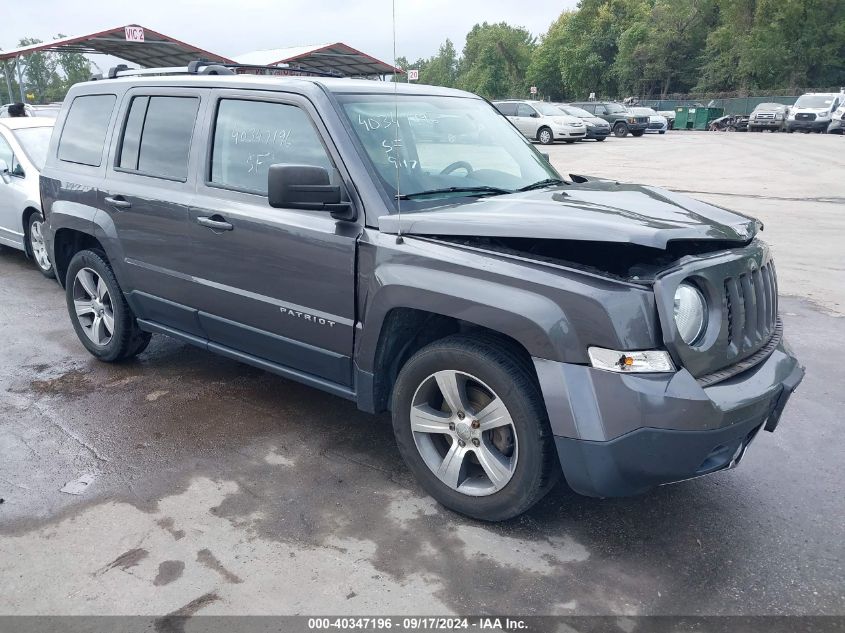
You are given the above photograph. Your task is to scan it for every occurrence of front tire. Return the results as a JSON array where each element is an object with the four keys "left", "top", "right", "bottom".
[
  {"left": 391, "top": 335, "right": 559, "bottom": 521},
  {"left": 65, "top": 249, "right": 151, "bottom": 362},
  {"left": 613, "top": 122, "right": 629, "bottom": 137},
  {"left": 27, "top": 213, "right": 55, "bottom": 279},
  {"left": 537, "top": 127, "right": 554, "bottom": 145}
]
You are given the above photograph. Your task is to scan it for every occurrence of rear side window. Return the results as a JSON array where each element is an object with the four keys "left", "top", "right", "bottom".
[
  {"left": 58, "top": 94, "right": 116, "bottom": 166},
  {"left": 210, "top": 99, "right": 333, "bottom": 196},
  {"left": 118, "top": 95, "right": 199, "bottom": 181}
]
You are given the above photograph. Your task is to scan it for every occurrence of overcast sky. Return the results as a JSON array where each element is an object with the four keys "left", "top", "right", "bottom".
[{"left": 2, "top": 0, "right": 577, "bottom": 67}]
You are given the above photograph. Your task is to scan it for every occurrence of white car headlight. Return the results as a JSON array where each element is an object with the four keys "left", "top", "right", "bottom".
[
  {"left": 818, "top": 111, "right": 830, "bottom": 119},
  {"left": 588, "top": 347, "right": 675, "bottom": 373},
  {"left": 674, "top": 283, "right": 707, "bottom": 345}
]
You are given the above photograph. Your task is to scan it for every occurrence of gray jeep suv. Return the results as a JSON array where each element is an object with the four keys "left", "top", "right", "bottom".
[{"left": 40, "top": 65, "right": 803, "bottom": 521}]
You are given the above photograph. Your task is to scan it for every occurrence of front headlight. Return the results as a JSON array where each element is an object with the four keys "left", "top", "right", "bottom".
[
  {"left": 818, "top": 111, "right": 829, "bottom": 119},
  {"left": 674, "top": 283, "right": 707, "bottom": 345},
  {"left": 775, "top": 113, "right": 783, "bottom": 120},
  {"left": 588, "top": 347, "right": 675, "bottom": 373},
  {"left": 628, "top": 117, "right": 637, "bottom": 124}
]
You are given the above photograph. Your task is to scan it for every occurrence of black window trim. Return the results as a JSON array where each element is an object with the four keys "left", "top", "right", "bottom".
[
  {"left": 0, "top": 132, "right": 23, "bottom": 178},
  {"left": 203, "top": 92, "right": 340, "bottom": 199},
  {"left": 57, "top": 93, "right": 117, "bottom": 168},
  {"left": 113, "top": 92, "right": 202, "bottom": 183}
]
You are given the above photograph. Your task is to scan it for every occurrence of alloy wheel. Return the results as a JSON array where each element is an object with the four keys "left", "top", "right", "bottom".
[
  {"left": 409, "top": 370, "right": 518, "bottom": 496},
  {"left": 72, "top": 267, "right": 115, "bottom": 346},
  {"left": 29, "top": 219, "right": 51, "bottom": 272}
]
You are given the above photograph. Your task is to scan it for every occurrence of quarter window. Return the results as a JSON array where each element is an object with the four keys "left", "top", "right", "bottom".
[
  {"left": 118, "top": 95, "right": 199, "bottom": 180},
  {"left": 58, "top": 94, "right": 116, "bottom": 166},
  {"left": 210, "top": 99, "right": 333, "bottom": 195}
]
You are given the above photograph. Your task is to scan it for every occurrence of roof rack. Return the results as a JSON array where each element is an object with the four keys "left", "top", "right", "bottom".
[{"left": 91, "top": 59, "right": 343, "bottom": 81}]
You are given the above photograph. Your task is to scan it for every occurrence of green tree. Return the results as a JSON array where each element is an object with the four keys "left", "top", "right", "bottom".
[
  {"left": 17, "top": 38, "right": 63, "bottom": 103},
  {"left": 419, "top": 39, "right": 458, "bottom": 88},
  {"left": 614, "top": 0, "right": 715, "bottom": 97},
  {"left": 457, "top": 22, "right": 536, "bottom": 99},
  {"left": 526, "top": 12, "right": 574, "bottom": 101},
  {"left": 54, "top": 34, "right": 93, "bottom": 90}
]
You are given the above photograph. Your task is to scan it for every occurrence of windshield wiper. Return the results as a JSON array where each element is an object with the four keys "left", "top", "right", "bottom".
[
  {"left": 396, "top": 186, "right": 512, "bottom": 200},
  {"left": 516, "top": 178, "right": 567, "bottom": 192}
]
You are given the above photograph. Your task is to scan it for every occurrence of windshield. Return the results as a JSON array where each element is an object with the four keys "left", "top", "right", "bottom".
[
  {"left": 631, "top": 107, "right": 657, "bottom": 116},
  {"left": 754, "top": 103, "right": 786, "bottom": 112},
  {"left": 12, "top": 126, "right": 53, "bottom": 170},
  {"left": 559, "top": 105, "right": 592, "bottom": 118},
  {"left": 338, "top": 94, "right": 561, "bottom": 210},
  {"left": 534, "top": 102, "right": 563, "bottom": 116},
  {"left": 794, "top": 95, "right": 834, "bottom": 108}
]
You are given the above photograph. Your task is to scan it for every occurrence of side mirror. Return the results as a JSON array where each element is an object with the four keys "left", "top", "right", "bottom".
[
  {"left": 0, "top": 159, "right": 10, "bottom": 184},
  {"left": 530, "top": 112, "right": 540, "bottom": 118},
  {"left": 267, "top": 164, "right": 354, "bottom": 220},
  {"left": 540, "top": 152, "right": 550, "bottom": 162}
]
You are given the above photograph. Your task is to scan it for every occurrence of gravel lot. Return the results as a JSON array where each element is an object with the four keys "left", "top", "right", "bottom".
[{"left": 0, "top": 131, "right": 843, "bottom": 617}]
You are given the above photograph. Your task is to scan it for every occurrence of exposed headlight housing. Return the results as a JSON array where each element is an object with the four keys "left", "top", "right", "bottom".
[
  {"left": 588, "top": 348, "right": 675, "bottom": 373},
  {"left": 674, "top": 283, "right": 707, "bottom": 345},
  {"left": 818, "top": 111, "right": 830, "bottom": 118}
]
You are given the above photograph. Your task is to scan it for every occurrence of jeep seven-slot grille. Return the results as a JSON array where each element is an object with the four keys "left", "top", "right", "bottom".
[{"left": 723, "top": 260, "right": 778, "bottom": 352}]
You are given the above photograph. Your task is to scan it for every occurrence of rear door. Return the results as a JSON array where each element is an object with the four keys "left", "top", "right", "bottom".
[
  {"left": 183, "top": 90, "right": 361, "bottom": 387},
  {"left": 103, "top": 88, "right": 208, "bottom": 337}
]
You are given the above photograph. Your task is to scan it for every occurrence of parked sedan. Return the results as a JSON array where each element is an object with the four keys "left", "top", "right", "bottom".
[
  {"left": 0, "top": 117, "right": 55, "bottom": 277},
  {"left": 556, "top": 104, "right": 611, "bottom": 140},
  {"left": 628, "top": 107, "right": 668, "bottom": 134}
]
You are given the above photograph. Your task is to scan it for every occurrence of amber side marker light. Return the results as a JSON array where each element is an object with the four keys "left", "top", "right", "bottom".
[{"left": 588, "top": 347, "right": 676, "bottom": 373}]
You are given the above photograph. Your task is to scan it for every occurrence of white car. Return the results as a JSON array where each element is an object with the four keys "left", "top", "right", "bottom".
[
  {"left": 493, "top": 100, "right": 587, "bottom": 144},
  {"left": 0, "top": 117, "right": 55, "bottom": 277},
  {"left": 629, "top": 107, "right": 668, "bottom": 134}
]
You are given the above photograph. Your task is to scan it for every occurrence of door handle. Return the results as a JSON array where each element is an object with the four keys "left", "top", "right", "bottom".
[
  {"left": 104, "top": 195, "right": 131, "bottom": 209},
  {"left": 196, "top": 215, "right": 233, "bottom": 231}
]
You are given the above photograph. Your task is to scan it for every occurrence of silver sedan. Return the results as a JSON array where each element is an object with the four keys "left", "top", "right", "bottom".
[{"left": 0, "top": 117, "right": 55, "bottom": 277}]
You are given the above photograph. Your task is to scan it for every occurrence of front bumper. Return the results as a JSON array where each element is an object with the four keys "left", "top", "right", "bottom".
[
  {"left": 787, "top": 119, "right": 828, "bottom": 131},
  {"left": 750, "top": 119, "right": 784, "bottom": 128},
  {"left": 533, "top": 339, "right": 804, "bottom": 497},
  {"left": 554, "top": 127, "right": 587, "bottom": 139}
]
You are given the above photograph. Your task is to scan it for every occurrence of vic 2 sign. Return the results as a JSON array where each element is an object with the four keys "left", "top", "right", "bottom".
[{"left": 125, "top": 27, "right": 145, "bottom": 42}]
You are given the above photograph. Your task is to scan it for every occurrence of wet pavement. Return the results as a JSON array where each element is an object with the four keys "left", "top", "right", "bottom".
[{"left": 1, "top": 133, "right": 844, "bottom": 616}]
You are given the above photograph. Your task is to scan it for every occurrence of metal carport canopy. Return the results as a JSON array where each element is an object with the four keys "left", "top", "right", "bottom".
[
  {"left": 234, "top": 43, "right": 401, "bottom": 77},
  {"left": 0, "top": 24, "right": 235, "bottom": 68}
]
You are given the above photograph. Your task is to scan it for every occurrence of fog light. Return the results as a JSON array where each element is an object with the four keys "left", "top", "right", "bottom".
[{"left": 588, "top": 347, "right": 675, "bottom": 373}]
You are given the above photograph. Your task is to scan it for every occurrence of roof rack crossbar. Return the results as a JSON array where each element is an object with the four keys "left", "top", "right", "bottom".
[{"left": 99, "top": 59, "right": 345, "bottom": 80}]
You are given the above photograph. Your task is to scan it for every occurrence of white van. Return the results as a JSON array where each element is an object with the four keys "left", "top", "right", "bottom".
[{"left": 786, "top": 92, "right": 843, "bottom": 133}]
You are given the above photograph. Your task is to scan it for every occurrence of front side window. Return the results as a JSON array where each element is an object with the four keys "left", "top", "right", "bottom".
[
  {"left": 58, "top": 94, "right": 116, "bottom": 166},
  {"left": 605, "top": 103, "right": 627, "bottom": 114},
  {"left": 118, "top": 95, "right": 199, "bottom": 180},
  {"left": 516, "top": 104, "right": 536, "bottom": 117},
  {"left": 338, "top": 94, "right": 560, "bottom": 211},
  {"left": 210, "top": 99, "right": 333, "bottom": 195},
  {"left": 0, "top": 135, "right": 14, "bottom": 170}
]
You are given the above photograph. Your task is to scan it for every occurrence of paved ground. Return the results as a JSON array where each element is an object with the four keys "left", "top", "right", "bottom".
[{"left": 0, "top": 132, "right": 843, "bottom": 617}]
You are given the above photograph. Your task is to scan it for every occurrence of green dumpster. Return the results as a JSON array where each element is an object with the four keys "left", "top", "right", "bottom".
[{"left": 674, "top": 106, "right": 724, "bottom": 130}]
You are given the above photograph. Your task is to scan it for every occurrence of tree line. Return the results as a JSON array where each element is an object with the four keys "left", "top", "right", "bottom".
[
  {"left": 396, "top": 0, "right": 845, "bottom": 101},
  {"left": 1, "top": 37, "right": 93, "bottom": 104}
]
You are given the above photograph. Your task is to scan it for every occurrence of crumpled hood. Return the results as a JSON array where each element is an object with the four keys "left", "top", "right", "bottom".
[{"left": 378, "top": 179, "right": 758, "bottom": 250}]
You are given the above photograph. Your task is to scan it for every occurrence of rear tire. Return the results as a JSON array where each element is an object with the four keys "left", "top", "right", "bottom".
[
  {"left": 65, "top": 249, "right": 151, "bottom": 362},
  {"left": 595, "top": 136, "right": 606, "bottom": 141},
  {"left": 391, "top": 335, "right": 560, "bottom": 521},
  {"left": 27, "top": 213, "right": 55, "bottom": 279},
  {"left": 613, "top": 122, "right": 628, "bottom": 137},
  {"left": 631, "top": 130, "right": 645, "bottom": 137}
]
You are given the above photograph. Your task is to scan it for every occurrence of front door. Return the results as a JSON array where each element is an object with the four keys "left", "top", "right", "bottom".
[
  {"left": 514, "top": 103, "right": 540, "bottom": 138},
  {"left": 0, "top": 132, "right": 27, "bottom": 249},
  {"left": 185, "top": 91, "right": 360, "bottom": 387}
]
